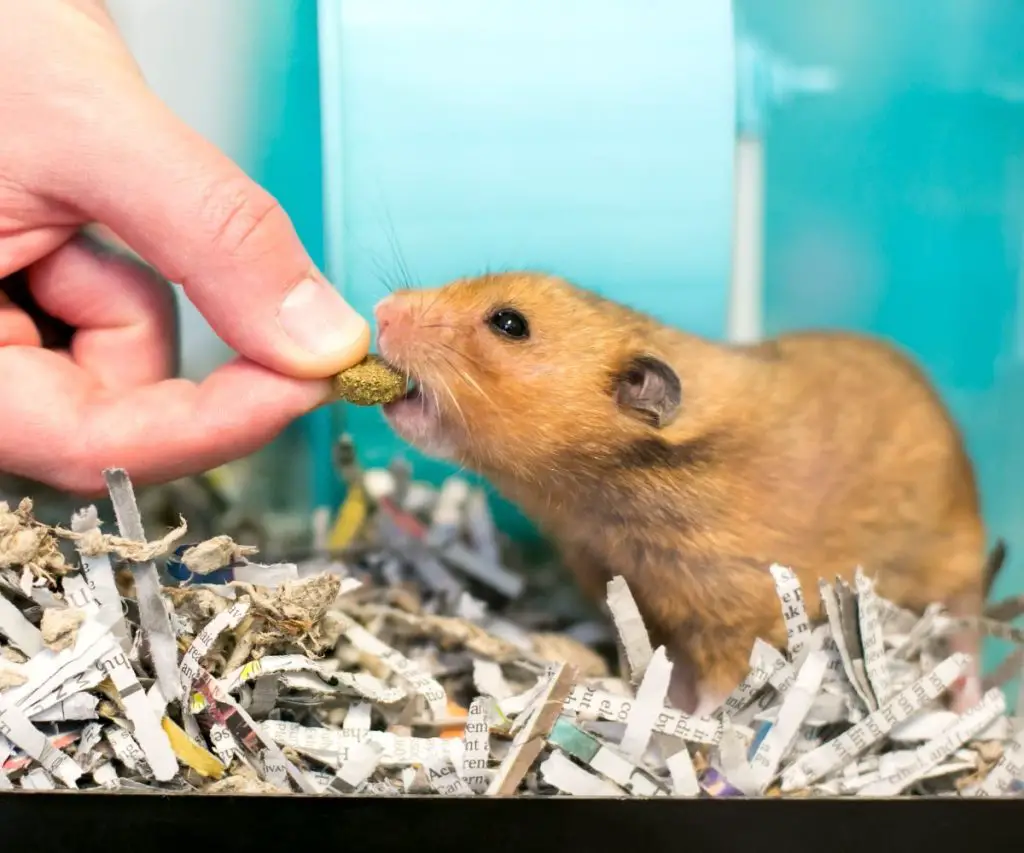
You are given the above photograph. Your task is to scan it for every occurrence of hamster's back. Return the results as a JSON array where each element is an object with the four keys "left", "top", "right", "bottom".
[{"left": 738, "top": 328, "right": 983, "bottom": 613}]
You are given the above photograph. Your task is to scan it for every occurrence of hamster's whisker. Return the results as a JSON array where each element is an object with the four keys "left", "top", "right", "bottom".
[
  {"left": 435, "top": 343, "right": 500, "bottom": 412},
  {"left": 427, "top": 353, "right": 470, "bottom": 429},
  {"left": 366, "top": 252, "right": 401, "bottom": 294},
  {"left": 436, "top": 373, "right": 469, "bottom": 431},
  {"left": 419, "top": 286, "right": 450, "bottom": 322},
  {"left": 381, "top": 208, "right": 416, "bottom": 288}
]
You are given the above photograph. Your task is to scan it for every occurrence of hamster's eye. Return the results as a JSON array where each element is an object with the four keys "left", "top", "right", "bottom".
[{"left": 488, "top": 308, "right": 529, "bottom": 340}]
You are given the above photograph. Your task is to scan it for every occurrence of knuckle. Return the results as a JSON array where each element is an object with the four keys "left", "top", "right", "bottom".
[{"left": 198, "top": 178, "right": 286, "bottom": 260}]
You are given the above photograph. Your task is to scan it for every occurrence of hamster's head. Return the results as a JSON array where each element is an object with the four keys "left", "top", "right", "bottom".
[{"left": 374, "top": 272, "right": 690, "bottom": 488}]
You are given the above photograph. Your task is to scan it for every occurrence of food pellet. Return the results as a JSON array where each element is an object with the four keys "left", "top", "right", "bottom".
[{"left": 333, "top": 354, "right": 407, "bottom": 406}]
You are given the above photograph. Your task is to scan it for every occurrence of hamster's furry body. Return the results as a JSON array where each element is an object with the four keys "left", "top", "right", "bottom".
[{"left": 374, "top": 272, "right": 985, "bottom": 715}]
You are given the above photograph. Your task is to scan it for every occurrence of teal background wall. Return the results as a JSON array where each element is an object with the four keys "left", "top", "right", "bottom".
[
  {"left": 734, "top": 0, "right": 1024, "bottom": 674},
  {"left": 317, "top": 0, "right": 737, "bottom": 538}
]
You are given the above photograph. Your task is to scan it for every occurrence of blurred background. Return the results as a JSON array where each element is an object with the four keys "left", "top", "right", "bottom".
[{"left": 96, "top": 0, "right": 1024, "bottom": 673}]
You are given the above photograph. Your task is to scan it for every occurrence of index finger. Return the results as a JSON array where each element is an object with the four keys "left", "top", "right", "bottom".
[{"left": 48, "top": 80, "right": 369, "bottom": 380}]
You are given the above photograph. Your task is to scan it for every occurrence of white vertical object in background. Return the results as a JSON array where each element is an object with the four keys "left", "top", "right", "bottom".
[
  {"left": 727, "top": 135, "right": 764, "bottom": 344},
  {"left": 104, "top": 0, "right": 259, "bottom": 380}
]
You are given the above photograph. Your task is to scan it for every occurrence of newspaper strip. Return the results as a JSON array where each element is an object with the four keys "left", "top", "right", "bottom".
[
  {"left": 818, "top": 580, "right": 872, "bottom": 710},
  {"left": 837, "top": 578, "right": 877, "bottom": 708},
  {"left": 855, "top": 568, "right": 893, "bottom": 704},
  {"left": 97, "top": 645, "right": 178, "bottom": 780},
  {"left": 722, "top": 640, "right": 790, "bottom": 727},
  {"left": 325, "top": 741, "right": 382, "bottom": 794},
  {"left": 618, "top": 645, "right": 673, "bottom": 762},
  {"left": 222, "top": 654, "right": 406, "bottom": 705},
  {"left": 465, "top": 489, "right": 501, "bottom": 567},
  {"left": 812, "top": 624, "right": 846, "bottom": 683},
  {"left": 0, "top": 693, "right": 83, "bottom": 787},
  {"left": 888, "top": 710, "right": 961, "bottom": 743},
  {"left": 425, "top": 754, "right": 474, "bottom": 796},
  {"left": 547, "top": 716, "right": 668, "bottom": 796},
  {"left": 259, "top": 747, "right": 289, "bottom": 789},
  {"left": 258, "top": 719, "right": 455, "bottom": 768},
  {"left": 770, "top": 564, "right": 811, "bottom": 660},
  {"left": 378, "top": 497, "right": 524, "bottom": 597},
  {"left": 179, "top": 598, "right": 251, "bottom": 692},
  {"left": 206, "top": 722, "right": 237, "bottom": 765},
  {"left": 221, "top": 655, "right": 331, "bottom": 692},
  {"left": 661, "top": 739, "right": 701, "bottom": 797},
  {"left": 0, "top": 592, "right": 43, "bottom": 656},
  {"left": 729, "top": 643, "right": 797, "bottom": 730},
  {"left": 106, "top": 726, "right": 152, "bottom": 778},
  {"left": 29, "top": 693, "right": 98, "bottom": 721},
  {"left": 233, "top": 562, "right": 301, "bottom": 589},
  {"left": 336, "top": 613, "right": 448, "bottom": 718},
  {"left": 498, "top": 671, "right": 554, "bottom": 719},
  {"left": 4, "top": 615, "right": 119, "bottom": 716},
  {"left": 606, "top": 576, "right": 653, "bottom": 683},
  {"left": 486, "top": 664, "right": 576, "bottom": 795},
  {"left": 192, "top": 669, "right": 317, "bottom": 793},
  {"left": 344, "top": 702, "right": 372, "bottom": 732},
  {"left": 61, "top": 574, "right": 178, "bottom": 778},
  {"left": 718, "top": 658, "right": 771, "bottom": 720},
  {"left": 21, "top": 665, "right": 105, "bottom": 720},
  {"left": 713, "top": 716, "right": 757, "bottom": 791},
  {"left": 439, "top": 541, "right": 524, "bottom": 599},
  {"left": 460, "top": 697, "right": 491, "bottom": 792},
  {"left": 858, "top": 688, "right": 1007, "bottom": 796},
  {"left": 246, "top": 674, "right": 280, "bottom": 718},
  {"left": 891, "top": 603, "right": 943, "bottom": 660},
  {"left": 70, "top": 506, "right": 131, "bottom": 651},
  {"left": 75, "top": 722, "right": 104, "bottom": 767},
  {"left": 540, "top": 751, "right": 624, "bottom": 796},
  {"left": 104, "top": 468, "right": 181, "bottom": 701},
  {"left": 762, "top": 643, "right": 798, "bottom": 695},
  {"left": 92, "top": 762, "right": 119, "bottom": 789},
  {"left": 473, "top": 659, "right": 514, "bottom": 701},
  {"left": 780, "top": 652, "right": 970, "bottom": 791},
  {"left": 744, "top": 650, "right": 828, "bottom": 793},
  {"left": 20, "top": 767, "right": 55, "bottom": 789},
  {"left": 58, "top": 574, "right": 178, "bottom": 778},
  {"left": 426, "top": 476, "right": 469, "bottom": 547},
  {"left": 564, "top": 684, "right": 722, "bottom": 745}
]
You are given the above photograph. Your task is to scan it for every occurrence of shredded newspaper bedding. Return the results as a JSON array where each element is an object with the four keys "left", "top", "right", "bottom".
[{"left": 0, "top": 460, "right": 1023, "bottom": 798}]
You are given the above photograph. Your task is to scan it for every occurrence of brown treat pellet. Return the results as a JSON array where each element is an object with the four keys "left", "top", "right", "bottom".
[{"left": 332, "top": 354, "right": 407, "bottom": 406}]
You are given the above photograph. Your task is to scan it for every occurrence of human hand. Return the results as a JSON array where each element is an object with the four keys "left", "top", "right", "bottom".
[{"left": 0, "top": 0, "right": 369, "bottom": 494}]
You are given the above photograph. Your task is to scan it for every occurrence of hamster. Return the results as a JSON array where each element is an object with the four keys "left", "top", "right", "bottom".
[{"left": 373, "top": 271, "right": 987, "bottom": 716}]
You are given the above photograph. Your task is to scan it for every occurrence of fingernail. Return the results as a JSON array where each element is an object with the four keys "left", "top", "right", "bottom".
[{"left": 278, "top": 277, "right": 367, "bottom": 357}]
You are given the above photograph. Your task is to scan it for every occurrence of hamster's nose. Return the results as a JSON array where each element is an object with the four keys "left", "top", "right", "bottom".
[
  {"left": 374, "top": 295, "right": 397, "bottom": 335},
  {"left": 374, "top": 294, "right": 412, "bottom": 351}
]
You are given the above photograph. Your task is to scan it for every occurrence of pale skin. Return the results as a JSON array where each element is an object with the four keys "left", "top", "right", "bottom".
[{"left": 0, "top": 0, "right": 371, "bottom": 494}]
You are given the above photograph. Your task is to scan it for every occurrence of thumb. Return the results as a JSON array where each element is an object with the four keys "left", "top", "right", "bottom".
[{"left": 58, "top": 82, "right": 369, "bottom": 380}]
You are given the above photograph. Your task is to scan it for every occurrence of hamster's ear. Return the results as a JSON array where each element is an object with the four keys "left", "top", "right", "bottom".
[{"left": 612, "top": 354, "right": 681, "bottom": 428}]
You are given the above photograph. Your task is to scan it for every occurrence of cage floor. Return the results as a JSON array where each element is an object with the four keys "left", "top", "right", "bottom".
[{"left": 1, "top": 792, "right": 1019, "bottom": 853}]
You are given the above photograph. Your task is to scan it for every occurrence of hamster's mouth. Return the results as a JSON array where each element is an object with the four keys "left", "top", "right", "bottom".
[{"left": 381, "top": 378, "right": 458, "bottom": 459}]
